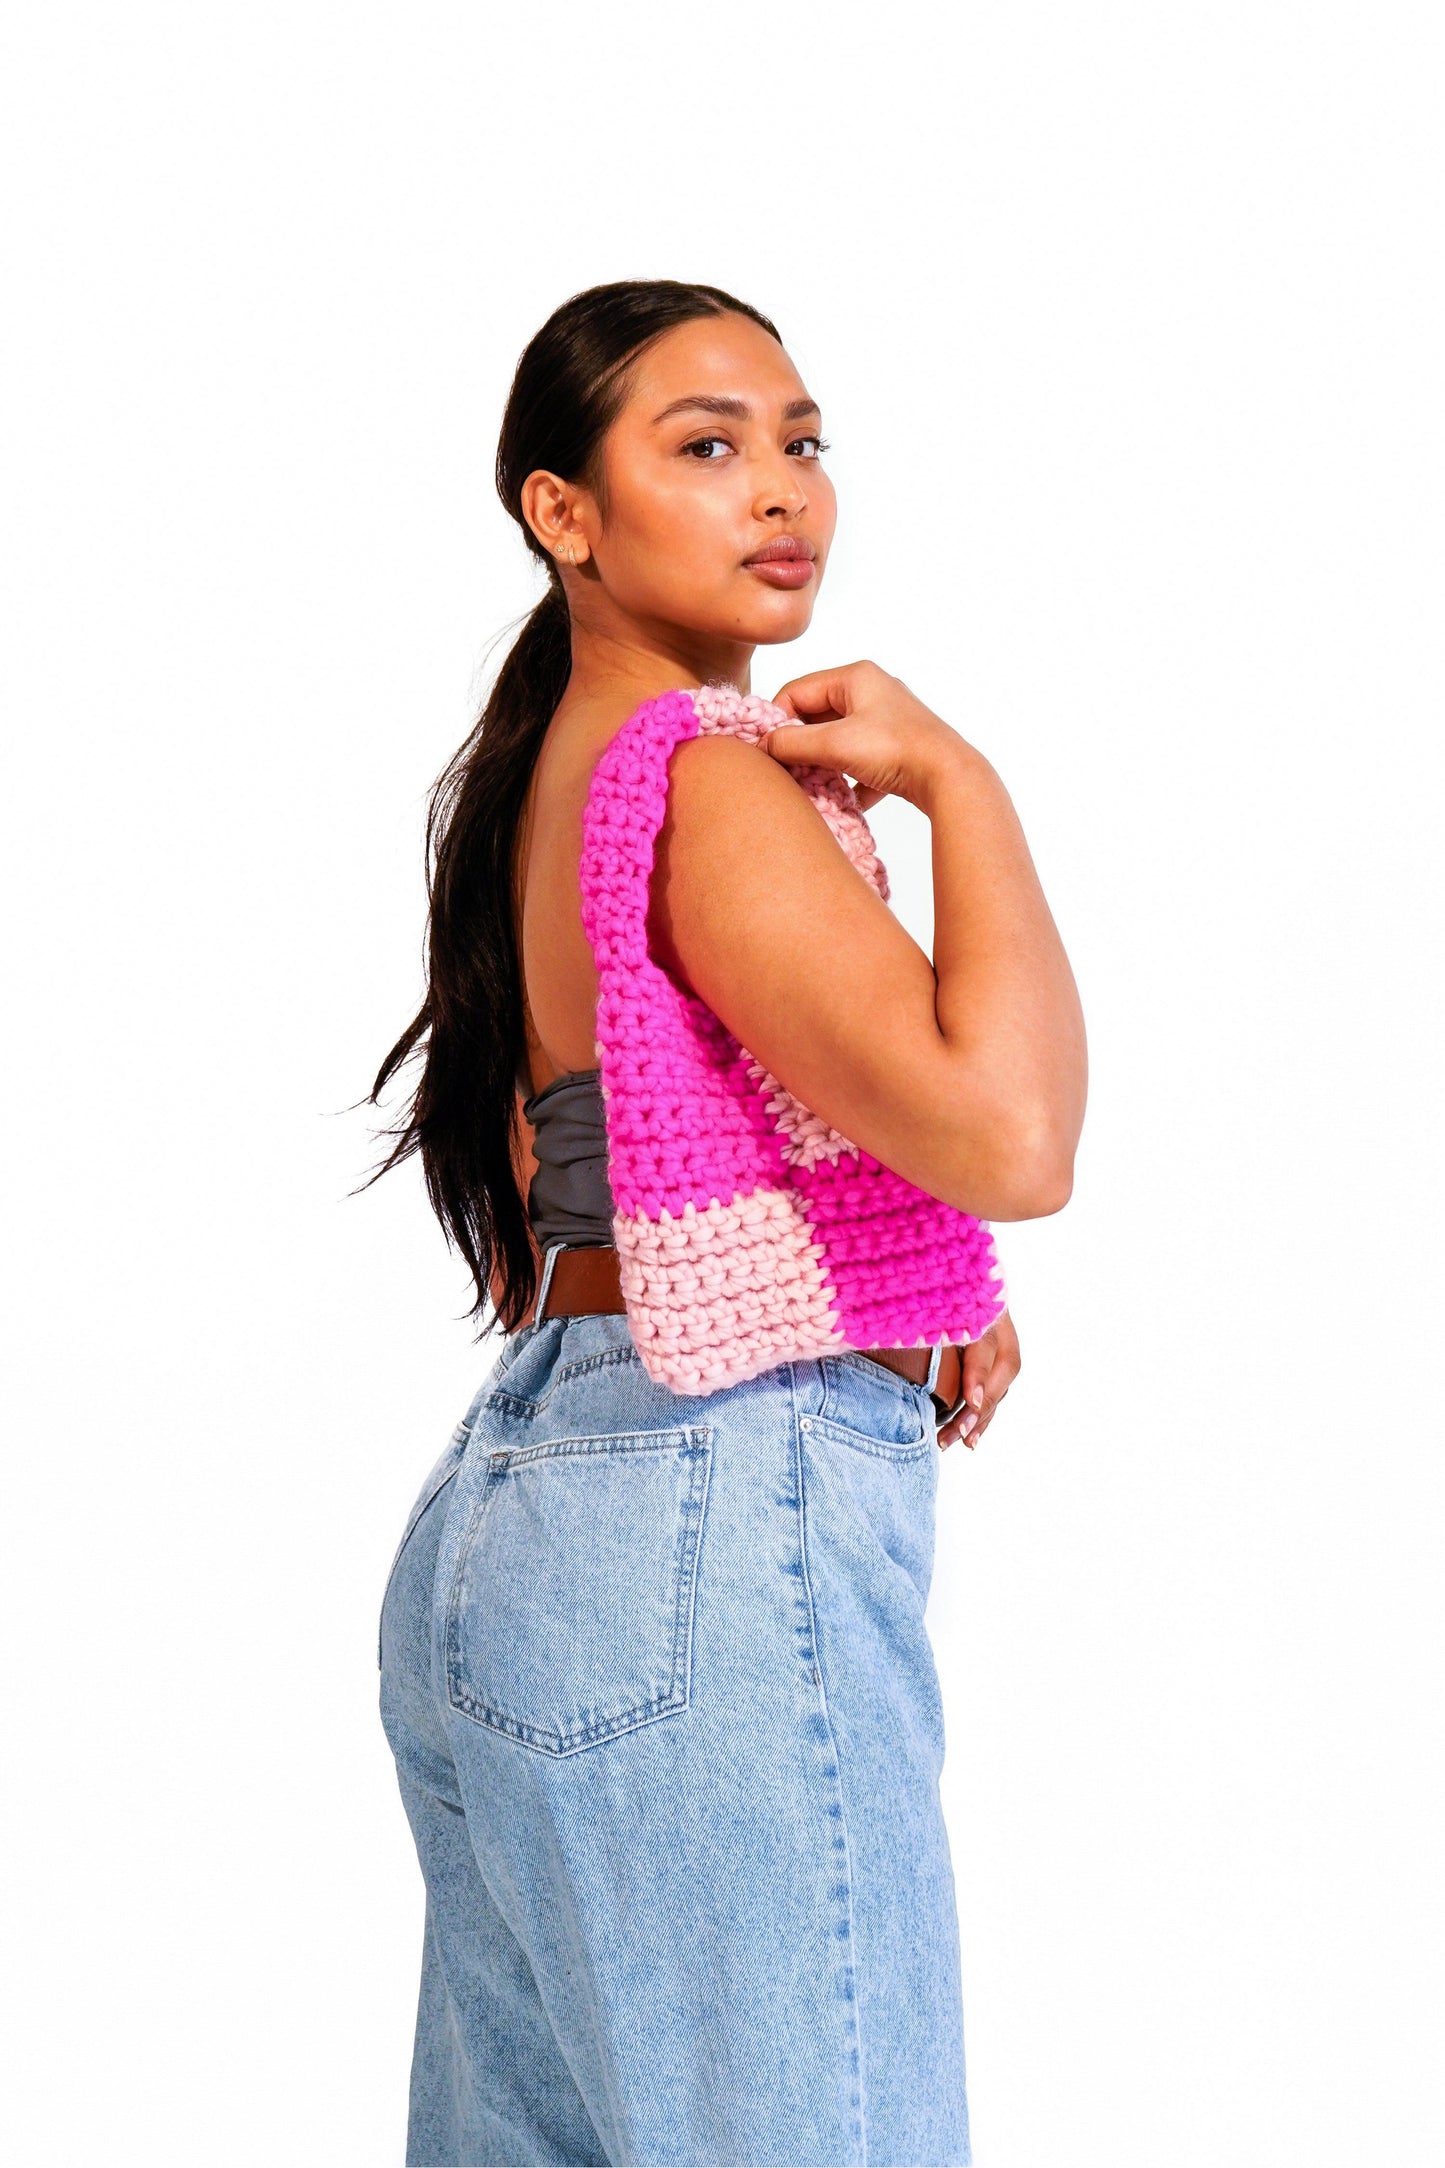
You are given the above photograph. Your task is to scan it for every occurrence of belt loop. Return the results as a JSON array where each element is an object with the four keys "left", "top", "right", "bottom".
[
  {"left": 925, "top": 1336, "right": 945, "bottom": 1395},
  {"left": 534, "top": 1241, "right": 568, "bottom": 1323}
]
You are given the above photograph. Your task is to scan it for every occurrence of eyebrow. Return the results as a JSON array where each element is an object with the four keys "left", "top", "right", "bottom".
[{"left": 650, "top": 394, "right": 822, "bottom": 426}]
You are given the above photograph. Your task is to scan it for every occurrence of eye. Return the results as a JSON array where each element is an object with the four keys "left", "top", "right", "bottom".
[{"left": 679, "top": 432, "right": 832, "bottom": 462}]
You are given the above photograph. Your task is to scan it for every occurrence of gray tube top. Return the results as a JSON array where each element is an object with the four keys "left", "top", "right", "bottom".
[{"left": 518, "top": 1064, "right": 615, "bottom": 1246}]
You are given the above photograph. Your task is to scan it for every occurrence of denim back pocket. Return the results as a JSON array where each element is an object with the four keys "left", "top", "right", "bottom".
[{"left": 443, "top": 1424, "right": 712, "bottom": 1756}]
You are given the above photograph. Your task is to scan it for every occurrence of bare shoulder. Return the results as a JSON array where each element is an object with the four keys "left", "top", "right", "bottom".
[
  {"left": 660, "top": 729, "right": 845, "bottom": 861},
  {"left": 648, "top": 730, "right": 900, "bottom": 993}
]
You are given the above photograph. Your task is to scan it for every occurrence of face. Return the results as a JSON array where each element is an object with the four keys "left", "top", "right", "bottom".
[{"left": 562, "top": 312, "right": 836, "bottom": 648}]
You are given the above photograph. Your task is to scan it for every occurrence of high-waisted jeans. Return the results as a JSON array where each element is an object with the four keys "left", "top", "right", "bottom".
[{"left": 378, "top": 1275, "right": 974, "bottom": 2168}]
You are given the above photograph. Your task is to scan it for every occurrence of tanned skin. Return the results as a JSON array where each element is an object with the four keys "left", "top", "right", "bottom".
[{"left": 497, "top": 311, "right": 1087, "bottom": 1448}]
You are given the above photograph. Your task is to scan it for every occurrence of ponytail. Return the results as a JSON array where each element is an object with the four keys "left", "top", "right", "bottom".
[
  {"left": 368, "top": 576, "right": 571, "bottom": 1330},
  {"left": 365, "top": 280, "right": 782, "bottom": 1331}
]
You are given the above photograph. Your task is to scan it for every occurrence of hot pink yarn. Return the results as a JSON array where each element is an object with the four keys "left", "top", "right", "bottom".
[{"left": 578, "top": 681, "right": 1007, "bottom": 1396}]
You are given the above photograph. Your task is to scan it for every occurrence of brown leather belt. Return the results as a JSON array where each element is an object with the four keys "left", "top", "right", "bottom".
[{"left": 527, "top": 1242, "right": 970, "bottom": 1427}]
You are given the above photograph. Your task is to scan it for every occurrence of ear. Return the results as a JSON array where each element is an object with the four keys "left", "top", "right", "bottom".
[{"left": 518, "top": 468, "right": 593, "bottom": 567}]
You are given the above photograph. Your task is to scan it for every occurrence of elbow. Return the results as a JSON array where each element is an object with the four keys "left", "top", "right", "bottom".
[
  {"left": 1001, "top": 1101, "right": 1077, "bottom": 1217},
  {"left": 946, "top": 1100, "right": 1078, "bottom": 1221},
  {"left": 1006, "top": 1150, "right": 1075, "bottom": 1219}
]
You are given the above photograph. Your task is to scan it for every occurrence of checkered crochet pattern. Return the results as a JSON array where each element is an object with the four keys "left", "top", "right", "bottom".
[{"left": 578, "top": 681, "right": 1007, "bottom": 1396}]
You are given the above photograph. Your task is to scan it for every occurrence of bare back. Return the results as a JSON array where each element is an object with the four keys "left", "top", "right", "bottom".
[{"left": 513, "top": 692, "right": 654, "bottom": 1102}]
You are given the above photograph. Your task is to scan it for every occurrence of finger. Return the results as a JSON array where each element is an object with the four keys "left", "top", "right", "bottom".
[
  {"left": 953, "top": 1318, "right": 1019, "bottom": 1445},
  {"left": 769, "top": 661, "right": 879, "bottom": 722},
  {"left": 938, "top": 1313, "right": 1018, "bottom": 1450},
  {"left": 953, "top": 1335, "right": 994, "bottom": 1446},
  {"left": 937, "top": 1395, "right": 974, "bottom": 1450},
  {"left": 764, "top": 730, "right": 879, "bottom": 812},
  {"left": 768, "top": 670, "right": 851, "bottom": 721},
  {"left": 935, "top": 1338, "right": 986, "bottom": 1452},
  {"left": 762, "top": 718, "right": 854, "bottom": 770},
  {"left": 984, "top": 1325, "right": 1020, "bottom": 1402},
  {"left": 961, "top": 1334, "right": 995, "bottom": 1410},
  {"left": 965, "top": 1347, "right": 1018, "bottom": 1445}
]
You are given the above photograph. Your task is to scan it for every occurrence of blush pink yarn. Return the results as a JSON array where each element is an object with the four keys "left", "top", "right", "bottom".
[{"left": 578, "top": 680, "right": 1007, "bottom": 1396}]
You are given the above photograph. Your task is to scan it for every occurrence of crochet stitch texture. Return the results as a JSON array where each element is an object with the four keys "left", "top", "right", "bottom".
[{"left": 578, "top": 681, "right": 1007, "bottom": 1396}]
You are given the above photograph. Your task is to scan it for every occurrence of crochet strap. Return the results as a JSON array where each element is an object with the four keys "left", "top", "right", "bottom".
[{"left": 578, "top": 682, "right": 1007, "bottom": 1396}]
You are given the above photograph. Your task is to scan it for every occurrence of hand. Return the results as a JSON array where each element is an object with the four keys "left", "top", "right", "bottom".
[
  {"left": 938, "top": 1311, "right": 1020, "bottom": 1450},
  {"left": 766, "top": 659, "right": 978, "bottom": 814}
]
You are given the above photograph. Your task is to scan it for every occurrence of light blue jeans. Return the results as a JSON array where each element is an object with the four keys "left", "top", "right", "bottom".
[{"left": 378, "top": 1268, "right": 973, "bottom": 2167}]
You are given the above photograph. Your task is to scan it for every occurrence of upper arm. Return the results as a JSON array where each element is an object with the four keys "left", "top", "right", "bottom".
[{"left": 647, "top": 735, "right": 964, "bottom": 1203}]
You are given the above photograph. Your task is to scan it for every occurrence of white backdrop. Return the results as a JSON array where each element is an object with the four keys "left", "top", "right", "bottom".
[{"left": 4, "top": 7, "right": 1442, "bottom": 2164}]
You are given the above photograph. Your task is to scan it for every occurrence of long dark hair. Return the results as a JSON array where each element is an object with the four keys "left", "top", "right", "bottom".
[{"left": 367, "top": 279, "right": 783, "bottom": 1334}]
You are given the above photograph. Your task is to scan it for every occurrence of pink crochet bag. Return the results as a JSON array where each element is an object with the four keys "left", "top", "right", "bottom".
[{"left": 578, "top": 681, "right": 1007, "bottom": 1396}]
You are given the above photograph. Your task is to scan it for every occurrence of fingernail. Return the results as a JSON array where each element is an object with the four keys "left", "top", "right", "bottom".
[
  {"left": 970, "top": 1385, "right": 985, "bottom": 1410},
  {"left": 960, "top": 1411, "right": 978, "bottom": 1437}
]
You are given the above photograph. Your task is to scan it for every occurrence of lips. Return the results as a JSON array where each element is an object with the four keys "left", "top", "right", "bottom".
[{"left": 742, "top": 536, "right": 817, "bottom": 565}]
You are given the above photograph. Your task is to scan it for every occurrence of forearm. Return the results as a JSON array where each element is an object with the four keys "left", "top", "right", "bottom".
[{"left": 918, "top": 744, "right": 1087, "bottom": 1214}]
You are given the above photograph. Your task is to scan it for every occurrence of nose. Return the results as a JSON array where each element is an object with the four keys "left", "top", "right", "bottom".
[{"left": 752, "top": 449, "right": 808, "bottom": 523}]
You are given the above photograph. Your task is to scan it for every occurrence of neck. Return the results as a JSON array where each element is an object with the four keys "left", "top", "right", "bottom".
[{"left": 561, "top": 616, "right": 754, "bottom": 713}]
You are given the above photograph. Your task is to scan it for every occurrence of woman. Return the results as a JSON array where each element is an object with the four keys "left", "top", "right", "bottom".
[{"left": 373, "top": 279, "right": 1086, "bottom": 2168}]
